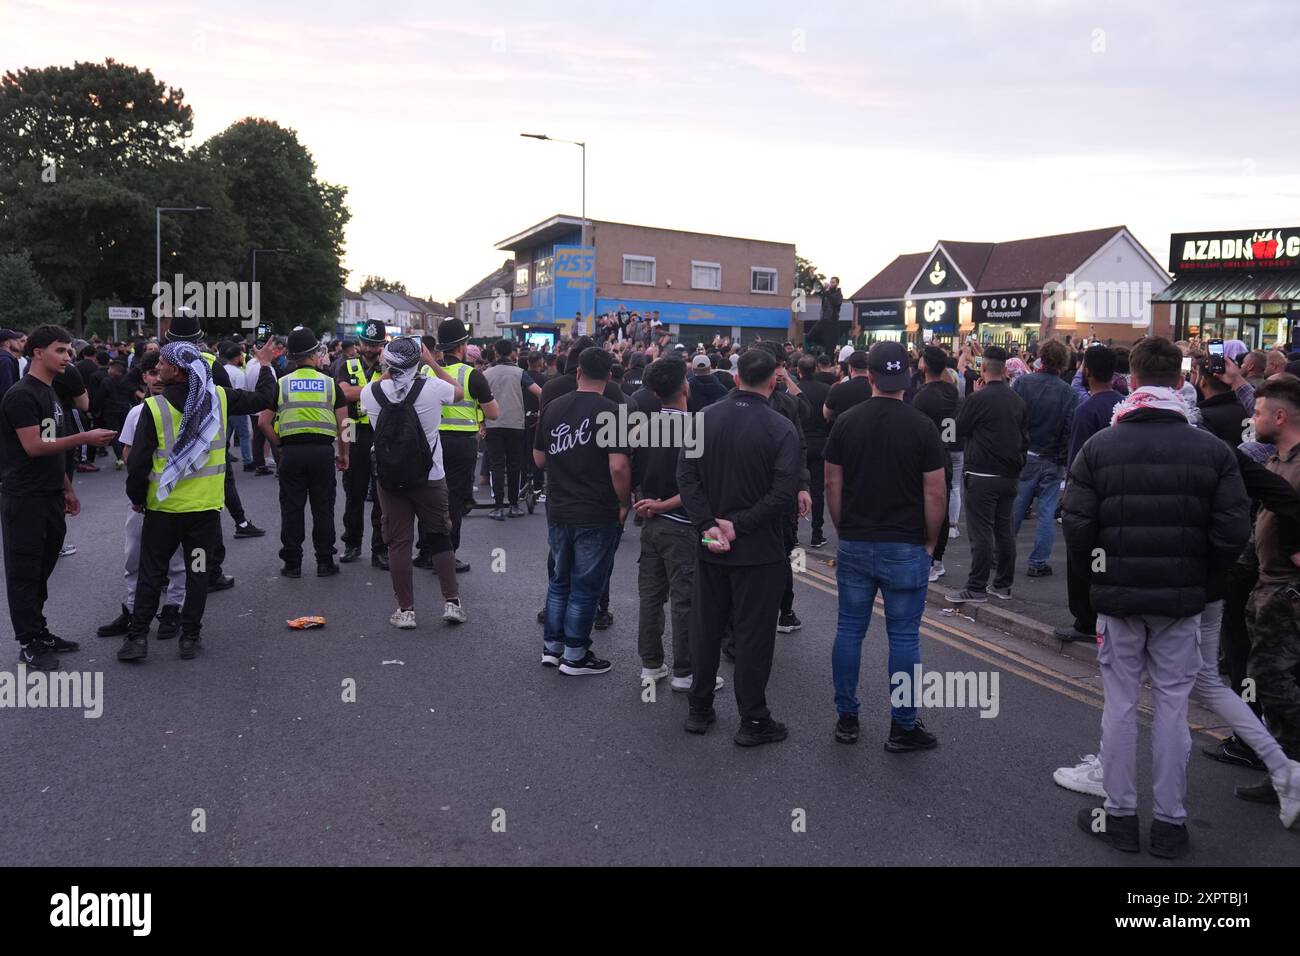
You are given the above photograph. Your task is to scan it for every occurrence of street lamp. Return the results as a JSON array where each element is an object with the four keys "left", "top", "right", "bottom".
[
  {"left": 521, "top": 132, "right": 588, "bottom": 333},
  {"left": 251, "top": 247, "right": 290, "bottom": 328},
  {"left": 155, "top": 205, "right": 210, "bottom": 338}
]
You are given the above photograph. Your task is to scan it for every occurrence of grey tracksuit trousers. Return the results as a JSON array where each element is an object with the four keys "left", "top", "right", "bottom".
[{"left": 124, "top": 509, "right": 186, "bottom": 610}]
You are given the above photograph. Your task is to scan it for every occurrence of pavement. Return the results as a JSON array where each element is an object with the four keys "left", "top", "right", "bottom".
[{"left": 1, "top": 458, "right": 1296, "bottom": 866}]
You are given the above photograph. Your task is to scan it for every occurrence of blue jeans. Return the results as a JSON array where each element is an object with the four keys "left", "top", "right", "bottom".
[
  {"left": 1012, "top": 457, "right": 1064, "bottom": 568},
  {"left": 831, "top": 540, "right": 931, "bottom": 727},
  {"left": 230, "top": 414, "right": 253, "bottom": 463},
  {"left": 544, "top": 523, "right": 621, "bottom": 660}
]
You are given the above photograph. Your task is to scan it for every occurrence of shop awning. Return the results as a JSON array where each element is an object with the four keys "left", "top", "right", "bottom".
[{"left": 1153, "top": 272, "right": 1300, "bottom": 303}]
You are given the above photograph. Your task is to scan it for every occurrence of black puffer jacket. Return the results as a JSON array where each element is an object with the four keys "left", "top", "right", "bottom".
[
  {"left": 1197, "top": 391, "right": 1249, "bottom": 447},
  {"left": 1061, "top": 407, "right": 1250, "bottom": 618}
]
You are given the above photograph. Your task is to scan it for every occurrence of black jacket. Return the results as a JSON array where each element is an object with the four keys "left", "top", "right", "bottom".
[
  {"left": 769, "top": 386, "right": 810, "bottom": 491},
  {"left": 126, "top": 367, "right": 277, "bottom": 507},
  {"left": 1198, "top": 391, "right": 1249, "bottom": 448},
  {"left": 686, "top": 372, "right": 728, "bottom": 413},
  {"left": 677, "top": 390, "right": 800, "bottom": 566},
  {"left": 1061, "top": 407, "right": 1250, "bottom": 618},
  {"left": 955, "top": 380, "right": 1028, "bottom": 479}
]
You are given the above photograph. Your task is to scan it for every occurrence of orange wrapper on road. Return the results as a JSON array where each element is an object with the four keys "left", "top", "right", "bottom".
[{"left": 286, "top": 617, "right": 327, "bottom": 630}]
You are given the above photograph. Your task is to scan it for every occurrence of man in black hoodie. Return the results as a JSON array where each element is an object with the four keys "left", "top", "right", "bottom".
[
  {"left": 686, "top": 353, "right": 727, "bottom": 412},
  {"left": 1194, "top": 358, "right": 1250, "bottom": 446}
]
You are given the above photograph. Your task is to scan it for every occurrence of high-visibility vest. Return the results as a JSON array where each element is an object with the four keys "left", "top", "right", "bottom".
[
  {"left": 432, "top": 362, "right": 479, "bottom": 432},
  {"left": 274, "top": 367, "right": 337, "bottom": 438},
  {"left": 145, "top": 388, "right": 228, "bottom": 514},
  {"left": 201, "top": 351, "right": 216, "bottom": 367},
  {"left": 345, "top": 357, "right": 383, "bottom": 425}
]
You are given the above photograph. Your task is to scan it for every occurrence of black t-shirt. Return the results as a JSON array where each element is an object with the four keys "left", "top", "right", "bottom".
[
  {"left": 823, "top": 376, "right": 873, "bottom": 422},
  {"left": 539, "top": 371, "right": 626, "bottom": 410},
  {"left": 823, "top": 398, "right": 946, "bottom": 544},
  {"left": 534, "top": 390, "right": 628, "bottom": 526},
  {"left": 911, "top": 380, "right": 962, "bottom": 451},
  {"left": 0, "top": 375, "right": 67, "bottom": 496}
]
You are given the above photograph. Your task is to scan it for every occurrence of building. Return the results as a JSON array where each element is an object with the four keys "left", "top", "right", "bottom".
[
  {"left": 1154, "top": 226, "right": 1300, "bottom": 350},
  {"left": 496, "top": 214, "right": 797, "bottom": 346},
  {"left": 335, "top": 287, "right": 369, "bottom": 339},
  {"left": 408, "top": 296, "right": 455, "bottom": 334},
  {"left": 850, "top": 226, "right": 1169, "bottom": 349},
  {"left": 456, "top": 259, "right": 514, "bottom": 340},
  {"left": 362, "top": 290, "right": 421, "bottom": 336}
]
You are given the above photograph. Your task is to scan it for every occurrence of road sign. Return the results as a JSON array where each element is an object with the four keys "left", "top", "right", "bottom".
[{"left": 108, "top": 307, "right": 145, "bottom": 321}]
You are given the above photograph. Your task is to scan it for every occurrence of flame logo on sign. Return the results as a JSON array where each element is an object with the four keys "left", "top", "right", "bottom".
[
  {"left": 1251, "top": 230, "right": 1283, "bottom": 260},
  {"left": 929, "top": 260, "right": 946, "bottom": 285}
]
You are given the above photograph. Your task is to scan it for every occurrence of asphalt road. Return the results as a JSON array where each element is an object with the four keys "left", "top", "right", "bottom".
[{"left": 2, "top": 458, "right": 1295, "bottom": 866}]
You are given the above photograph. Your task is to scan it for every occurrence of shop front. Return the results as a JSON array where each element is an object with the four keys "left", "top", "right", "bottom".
[
  {"left": 854, "top": 299, "right": 907, "bottom": 345},
  {"left": 973, "top": 292, "right": 1040, "bottom": 350},
  {"left": 1156, "top": 227, "right": 1300, "bottom": 350}
]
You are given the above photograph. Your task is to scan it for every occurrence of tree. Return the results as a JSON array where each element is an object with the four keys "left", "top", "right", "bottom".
[
  {"left": 200, "top": 119, "right": 349, "bottom": 335},
  {"left": 795, "top": 255, "right": 825, "bottom": 295},
  {"left": 0, "top": 251, "right": 68, "bottom": 328},
  {"left": 360, "top": 275, "right": 407, "bottom": 295}
]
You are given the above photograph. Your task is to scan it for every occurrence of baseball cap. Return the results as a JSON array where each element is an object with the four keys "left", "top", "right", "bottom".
[
  {"left": 838, "top": 344, "right": 854, "bottom": 363},
  {"left": 690, "top": 354, "right": 711, "bottom": 371},
  {"left": 866, "top": 341, "right": 910, "bottom": 390},
  {"left": 847, "top": 350, "right": 869, "bottom": 370}
]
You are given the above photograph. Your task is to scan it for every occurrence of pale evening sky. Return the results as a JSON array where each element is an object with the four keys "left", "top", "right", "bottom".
[{"left": 4, "top": 0, "right": 1298, "bottom": 303}]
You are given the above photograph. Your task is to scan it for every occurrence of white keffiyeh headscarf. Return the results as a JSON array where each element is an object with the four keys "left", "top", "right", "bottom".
[
  {"left": 382, "top": 337, "right": 421, "bottom": 401},
  {"left": 155, "top": 342, "right": 221, "bottom": 502}
]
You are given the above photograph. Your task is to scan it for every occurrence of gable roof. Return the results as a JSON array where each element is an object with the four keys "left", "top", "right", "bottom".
[
  {"left": 365, "top": 290, "right": 415, "bottom": 313},
  {"left": 457, "top": 259, "right": 515, "bottom": 301},
  {"left": 849, "top": 253, "right": 929, "bottom": 300}
]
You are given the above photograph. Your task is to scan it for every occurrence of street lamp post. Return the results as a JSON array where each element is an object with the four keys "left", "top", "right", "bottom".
[
  {"left": 521, "top": 133, "right": 588, "bottom": 333},
  {"left": 154, "top": 205, "right": 210, "bottom": 339}
]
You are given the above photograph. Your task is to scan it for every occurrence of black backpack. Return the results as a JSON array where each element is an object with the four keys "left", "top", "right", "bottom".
[{"left": 369, "top": 376, "right": 435, "bottom": 491}]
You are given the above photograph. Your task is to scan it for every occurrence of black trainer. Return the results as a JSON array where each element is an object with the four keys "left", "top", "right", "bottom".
[
  {"left": 156, "top": 605, "right": 181, "bottom": 641},
  {"left": 371, "top": 552, "right": 389, "bottom": 570},
  {"left": 412, "top": 552, "right": 434, "bottom": 569},
  {"left": 18, "top": 641, "right": 59, "bottom": 671},
  {"left": 537, "top": 608, "right": 545, "bottom": 625},
  {"left": 97, "top": 604, "right": 132, "bottom": 637},
  {"left": 684, "top": 709, "right": 717, "bottom": 734},
  {"left": 1026, "top": 564, "right": 1053, "bottom": 577},
  {"left": 1076, "top": 806, "right": 1140, "bottom": 853},
  {"left": 776, "top": 611, "right": 801, "bottom": 633},
  {"left": 281, "top": 564, "right": 302, "bottom": 579},
  {"left": 1203, "top": 734, "right": 1267, "bottom": 771},
  {"left": 117, "top": 636, "right": 147, "bottom": 662},
  {"left": 39, "top": 632, "right": 79, "bottom": 653},
  {"left": 254, "top": 465, "right": 274, "bottom": 476},
  {"left": 1148, "top": 819, "right": 1189, "bottom": 859},
  {"left": 593, "top": 609, "right": 613, "bottom": 630},
  {"left": 810, "top": 534, "right": 828, "bottom": 549},
  {"left": 208, "top": 574, "right": 235, "bottom": 591},
  {"left": 340, "top": 546, "right": 362, "bottom": 563},
  {"left": 541, "top": 648, "right": 563, "bottom": 667},
  {"left": 734, "top": 717, "right": 789, "bottom": 747},
  {"left": 558, "top": 651, "right": 612, "bottom": 676},
  {"left": 455, "top": 558, "right": 471, "bottom": 573},
  {"left": 234, "top": 521, "right": 266, "bottom": 538},
  {"left": 507, "top": 504, "right": 524, "bottom": 518},
  {"left": 885, "top": 718, "right": 938, "bottom": 753},
  {"left": 1234, "top": 776, "right": 1279, "bottom": 805},
  {"left": 835, "top": 713, "right": 860, "bottom": 744},
  {"left": 489, "top": 507, "right": 506, "bottom": 521},
  {"left": 179, "top": 635, "right": 201, "bottom": 660},
  {"left": 317, "top": 561, "right": 340, "bottom": 577}
]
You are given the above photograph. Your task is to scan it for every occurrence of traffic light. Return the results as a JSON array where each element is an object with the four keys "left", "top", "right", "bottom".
[{"left": 354, "top": 322, "right": 366, "bottom": 335}]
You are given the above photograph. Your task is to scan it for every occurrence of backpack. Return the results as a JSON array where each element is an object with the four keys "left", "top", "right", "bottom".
[{"left": 369, "top": 376, "right": 435, "bottom": 491}]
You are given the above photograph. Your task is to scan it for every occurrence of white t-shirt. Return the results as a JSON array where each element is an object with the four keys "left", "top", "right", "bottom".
[
  {"left": 223, "top": 362, "right": 246, "bottom": 389},
  {"left": 359, "top": 375, "right": 455, "bottom": 481},
  {"left": 120, "top": 402, "right": 147, "bottom": 448}
]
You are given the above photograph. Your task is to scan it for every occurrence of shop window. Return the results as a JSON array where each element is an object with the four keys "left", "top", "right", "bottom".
[
  {"left": 1203, "top": 303, "right": 1217, "bottom": 319},
  {"left": 535, "top": 255, "right": 553, "bottom": 288},
  {"left": 751, "top": 267, "right": 778, "bottom": 294},
  {"left": 1224, "top": 303, "right": 1242, "bottom": 315},
  {"left": 623, "top": 255, "right": 656, "bottom": 285},
  {"left": 515, "top": 265, "right": 530, "bottom": 297},
  {"left": 691, "top": 262, "right": 721, "bottom": 291}
]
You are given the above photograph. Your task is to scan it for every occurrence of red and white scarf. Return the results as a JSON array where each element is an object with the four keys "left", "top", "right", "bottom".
[{"left": 1109, "top": 385, "right": 1192, "bottom": 426}]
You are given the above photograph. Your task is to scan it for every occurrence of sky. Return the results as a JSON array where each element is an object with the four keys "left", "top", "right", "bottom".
[{"left": 4, "top": 0, "right": 1299, "bottom": 302}]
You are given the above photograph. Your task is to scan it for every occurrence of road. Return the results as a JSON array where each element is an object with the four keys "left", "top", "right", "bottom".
[{"left": 2, "top": 458, "right": 1295, "bottom": 866}]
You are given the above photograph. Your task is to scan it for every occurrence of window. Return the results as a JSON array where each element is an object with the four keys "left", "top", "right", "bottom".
[
  {"left": 515, "top": 265, "right": 530, "bottom": 297},
  {"left": 623, "top": 255, "right": 656, "bottom": 285},
  {"left": 751, "top": 267, "right": 778, "bottom": 294},
  {"left": 691, "top": 261, "right": 721, "bottom": 291},
  {"left": 535, "top": 255, "right": 553, "bottom": 288}
]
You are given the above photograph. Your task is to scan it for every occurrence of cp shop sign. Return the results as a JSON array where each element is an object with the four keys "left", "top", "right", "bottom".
[{"left": 554, "top": 251, "right": 595, "bottom": 279}]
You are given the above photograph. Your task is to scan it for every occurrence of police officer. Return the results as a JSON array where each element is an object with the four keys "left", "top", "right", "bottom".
[
  {"left": 118, "top": 341, "right": 276, "bottom": 661},
  {"left": 336, "top": 319, "right": 388, "bottom": 569},
  {"left": 258, "top": 328, "right": 351, "bottom": 578},
  {"left": 428, "top": 320, "right": 497, "bottom": 573},
  {"left": 164, "top": 311, "right": 274, "bottom": 594}
]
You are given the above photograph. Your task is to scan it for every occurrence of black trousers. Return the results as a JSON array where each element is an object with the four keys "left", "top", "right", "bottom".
[
  {"left": 1066, "top": 547, "right": 1096, "bottom": 634},
  {"left": 963, "top": 473, "right": 1017, "bottom": 593},
  {"left": 223, "top": 458, "right": 246, "bottom": 526},
  {"left": 278, "top": 443, "right": 338, "bottom": 565},
  {"left": 130, "top": 509, "right": 222, "bottom": 639},
  {"left": 689, "top": 558, "right": 787, "bottom": 721},
  {"left": 441, "top": 431, "right": 479, "bottom": 552},
  {"left": 2, "top": 493, "right": 65, "bottom": 645},
  {"left": 485, "top": 428, "right": 525, "bottom": 506},
  {"left": 807, "top": 449, "right": 825, "bottom": 538},
  {"left": 252, "top": 426, "right": 275, "bottom": 469},
  {"left": 523, "top": 423, "right": 544, "bottom": 491},
  {"left": 342, "top": 425, "right": 384, "bottom": 554}
]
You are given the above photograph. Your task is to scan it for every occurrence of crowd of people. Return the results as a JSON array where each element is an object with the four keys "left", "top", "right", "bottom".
[{"left": 2, "top": 314, "right": 1299, "bottom": 855}]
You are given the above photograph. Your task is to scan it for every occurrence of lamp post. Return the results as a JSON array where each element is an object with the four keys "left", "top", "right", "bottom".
[
  {"left": 154, "top": 205, "right": 210, "bottom": 339},
  {"left": 251, "top": 247, "right": 290, "bottom": 329},
  {"left": 521, "top": 132, "right": 588, "bottom": 333}
]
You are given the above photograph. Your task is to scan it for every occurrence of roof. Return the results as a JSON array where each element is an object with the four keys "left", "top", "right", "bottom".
[
  {"left": 853, "top": 226, "right": 1139, "bottom": 301},
  {"left": 1152, "top": 271, "right": 1300, "bottom": 303},
  {"left": 457, "top": 259, "right": 515, "bottom": 301},
  {"left": 341, "top": 287, "right": 365, "bottom": 301},
  {"left": 496, "top": 213, "right": 797, "bottom": 252},
  {"left": 364, "top": 290, "right": 417, "bottom": 312},
  {"left": 849, "top": 253, "right": 929, "bottom": 300}
]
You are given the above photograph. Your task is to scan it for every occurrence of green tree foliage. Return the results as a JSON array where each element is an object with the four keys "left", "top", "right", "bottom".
[
  {"left": 0, "top": 251, "right": 68, "bottom": 328},
  {"left": 359, "top": 275, "right": 407, "bottom": 295},
  {"left": 795, "top": 255, "right": 824, "bottom": 295}
]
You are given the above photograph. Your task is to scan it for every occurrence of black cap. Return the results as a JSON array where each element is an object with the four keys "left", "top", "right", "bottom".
[
  {"left": 166, "top": 313, "right": 203, "bottom": 342},
  {"left": 287, "top": 327, "right": 320, "bottom": 359},
  {"left": 436, "top": 318, "right": 470, "bottom": 350},
  {"left": 847, "top": 349, "right": 869, "bottom": 370},
  {"left": 866, "top": 341, "right": 910, "bottom": 390},
  {"left": 358, "top": 319, "right": 386, "bottom": 345}
]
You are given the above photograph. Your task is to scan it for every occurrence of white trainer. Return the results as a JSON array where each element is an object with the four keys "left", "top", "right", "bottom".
[
  {"left": 928, "top": 562, "right": 946, "bottom": 582},
  {"left": 1274, "top": 759, "right": 1300, "bottom": 829},
  {"left": 948, "top": 527, "right": 960, "bottom": 539},
  {"left": 640, "top": 664, "right": 670, "bottom": 682},
  {"left": 1053, "top": 753, "right": 1105, "bottom": 798},
  {"left": 671, "top": 675, "right": 724, "bottom": 693},
  {"left": 390, "top": 609, "right": 416, "bottom": 630},
  {"left": 443, "top": 601, "right": 467, "bottom": 624}
]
